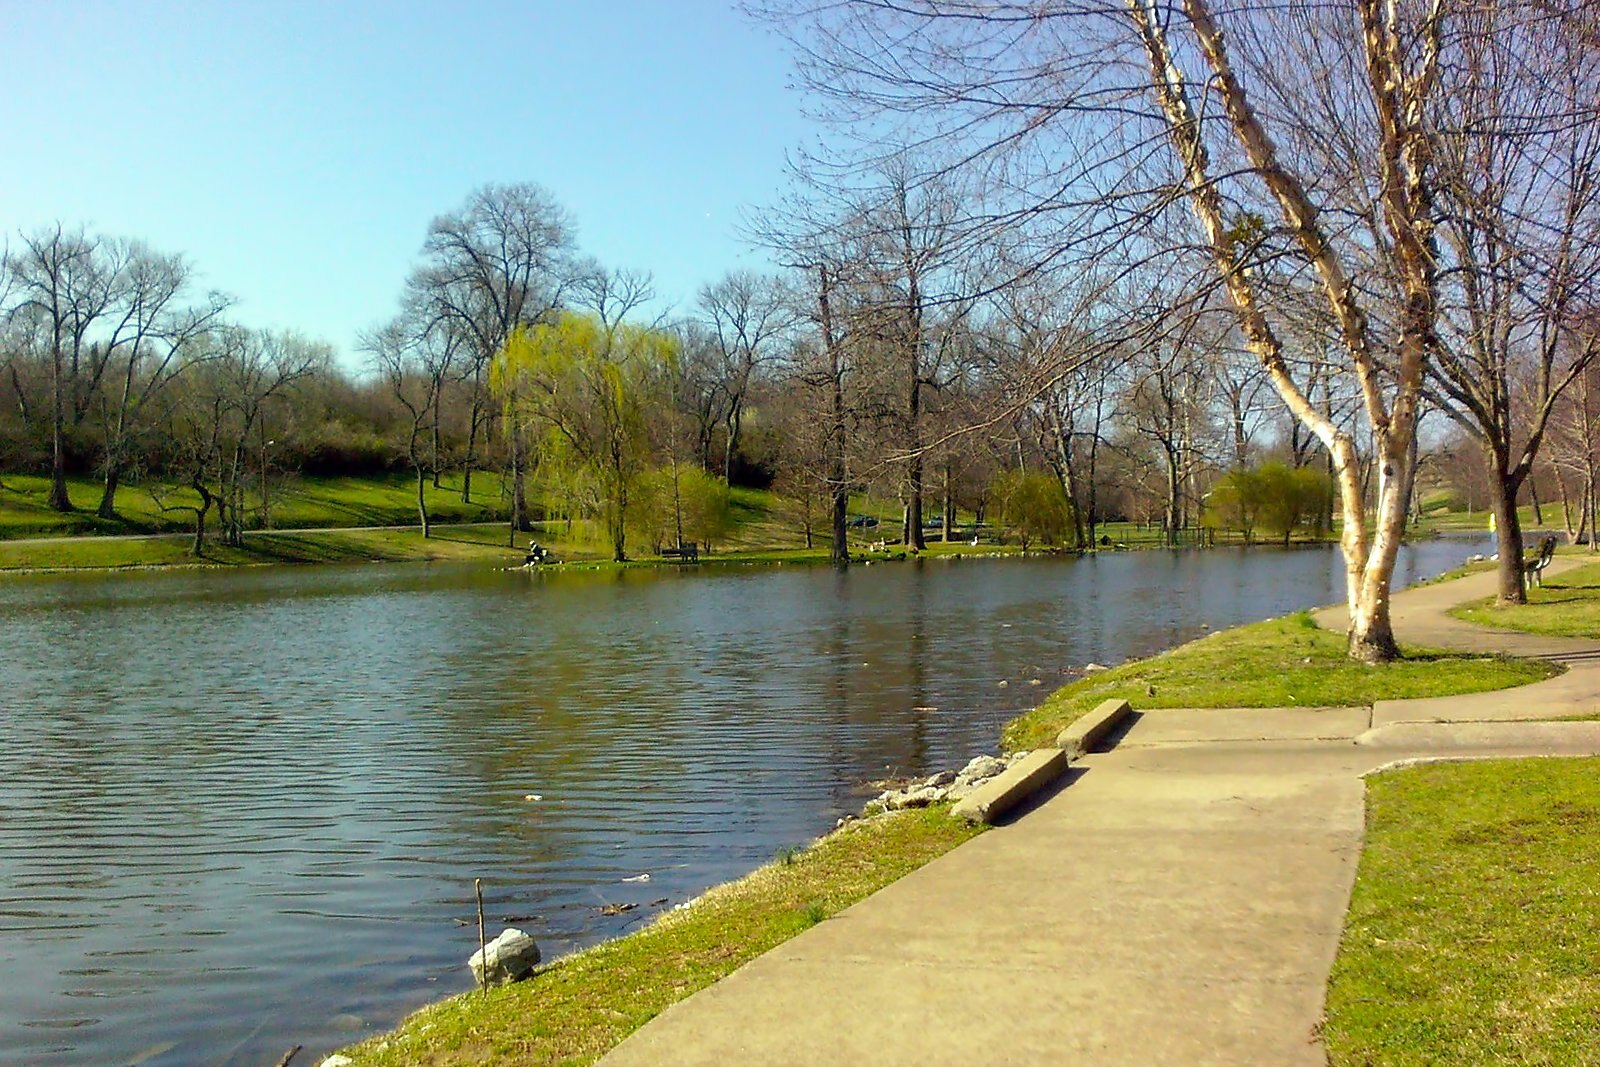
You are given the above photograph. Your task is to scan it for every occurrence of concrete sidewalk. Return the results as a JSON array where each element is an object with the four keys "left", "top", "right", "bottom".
[{"left": 599, "top": 564, "right": 1600, "bottom": 1067}]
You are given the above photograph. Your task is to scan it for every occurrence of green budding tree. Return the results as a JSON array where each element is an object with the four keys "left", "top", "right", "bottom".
[{"left": 492, "top": 311, "right": 677, "bottom": 562}]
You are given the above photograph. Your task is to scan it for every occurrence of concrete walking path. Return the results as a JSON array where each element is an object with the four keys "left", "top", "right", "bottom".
[{"left": 599, "top": 561, "right": 1600, "bottom": 1066}]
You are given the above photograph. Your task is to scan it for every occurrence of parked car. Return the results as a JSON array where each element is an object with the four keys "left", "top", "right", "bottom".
[{"left": 847, "top": 515, "right": 881, "bottom": 529}]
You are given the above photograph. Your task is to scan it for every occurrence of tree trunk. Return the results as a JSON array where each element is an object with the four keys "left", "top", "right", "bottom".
[
  {"left": 942, "top": 461, "right": 955, "bottom": 543},
  {"left": 49, "top": 340, "right": 72, "bottom": 512},
  {"left": 1487, "top": 469, "right": 1527, "bottom": 605},
  {"left": 414, "top": 422, "right": 432, "bottom": 539},
  {"left": 723, "top": 402, "right": 743, "bottom": 485},
  {"left": 816, "top": 267, "right": 850, "bottom": 568},
  {"left": 418, "top": 467, "right": 431, "bottom": 538},
  {"left": 461, "top": 394, "right": 481, "bottom": 504},
  {"left": 1554, "top": 463, "right": 1578, "bottom": 542},
  {"left": 906, "top": 443, "right": 926, "bottom": 549},
  {"left": 431, "top": 391, "right": 443, "bottom": 489},
  {"left": 901, "top": 198, "right": 926, "bottom": 553},
  {"left": 1344, "top": 435, "right": 1407, "bottom": 664},
  {"left": 510, "top": 423, "right": 530, "bottom": 533},
  {"left": 1591, "top": 473, "right": 1599, "bottom": 554},
  {"left": 1049, "top": 402, "right": 1085, "bottom": 548},
  {"left": 611, "top": 511, "right": 627, "bottom": 563},
  {"left": 97, "top": 459, "right": 122, "bottom": 519},
  {"left": 1086, "top": 430, "right": 1100, "bottom": 547},
  {"left": 1164, "top": 447, "right": 1181, "bottom": 547},
  {"left": 190, "top": 476, "right": 214, "bottom": 556},
  {"left": 831, "top": 480, "right": 848, "bottom": 566}
]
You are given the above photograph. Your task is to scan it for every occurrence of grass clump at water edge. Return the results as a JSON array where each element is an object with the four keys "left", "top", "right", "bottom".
[
  {"left": 1324, "top": 757, "right": 1600, "bottom": 1065},
  {"left": 337, "top": 806, "right": 981, "bottom": 1067},
  {"left": 1002, "top": 611, "right": 1559, "bottom": 751}
]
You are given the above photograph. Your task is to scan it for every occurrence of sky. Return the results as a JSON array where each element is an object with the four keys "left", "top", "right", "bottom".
[{"left": 0, "top": 1, "right": 815, "bottom": 364}]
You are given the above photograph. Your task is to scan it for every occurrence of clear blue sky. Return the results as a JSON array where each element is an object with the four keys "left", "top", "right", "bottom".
[{"left": 0, "top": 1, "right": 811, "bottom": 365}]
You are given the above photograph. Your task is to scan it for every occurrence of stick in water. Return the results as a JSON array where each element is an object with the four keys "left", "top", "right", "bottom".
[
  {"left": 274, "top": 1045, "right": 302, "bottom": 1067},
  {"left": 475, "top": 877, "right": 487, "bottom": 992}
]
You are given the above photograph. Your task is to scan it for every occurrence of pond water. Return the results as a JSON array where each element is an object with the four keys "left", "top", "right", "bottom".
[{"left": 0, "top": 536, "right": 1490, "bottom": 1066}]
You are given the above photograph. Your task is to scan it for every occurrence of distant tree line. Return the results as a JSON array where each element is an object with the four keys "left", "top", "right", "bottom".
[{"left": 0, "top": 185, "right": 1366, "bottom": 562}]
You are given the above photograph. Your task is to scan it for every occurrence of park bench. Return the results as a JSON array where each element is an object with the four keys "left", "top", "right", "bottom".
[
  {"left": 661, "top": 543, "right": 700, "bottom": 562},
  {"left": 1523, "top": 534, "right": 1557, "bottom": 589}
]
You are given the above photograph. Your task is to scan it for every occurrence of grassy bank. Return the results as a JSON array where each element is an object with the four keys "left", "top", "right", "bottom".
[
  {"left": 0, "top": 472, "right": 513, "bottom": 537},
  {"left": 338, "top": 807, "right": 980, "bottom": 1067},
  {"left": 1324, "top": 757, "right": 1600, "bottom": 1065},
  {"left": 0, "top": 523, "right": 528, "bottom": 572},
  {"left": 1452, "top": 561, "right": 1600, "bottom": 639},
  {"left": 1001, "top": 611, "right": 1559, "bottom": 751},
  {"left": 0, "top": 475, "right": 1037, "bottom": 573}
]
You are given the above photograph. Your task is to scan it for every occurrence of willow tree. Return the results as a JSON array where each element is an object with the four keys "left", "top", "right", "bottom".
[{"left": 492, "top": 311, "right": 676, "bottom": 562}]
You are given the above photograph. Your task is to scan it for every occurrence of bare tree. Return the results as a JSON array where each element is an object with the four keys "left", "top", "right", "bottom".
[
  {"left": 409, "top": 183, "right": 575, "bottom": 505},
  {"left": 94, "top": 246, "right": 232, "bottom": 518},
  {"left": 1123, "top": 323, "right": 1215, "bottom": 546},
  {"left": 3, "top": 226, "right": 129, "bottom": 511},
  {"left": 1422, "top": 5, "right": 1600, "bottom": 601},
  {"left": 364, "top": 314, "right": 461, "bottom": 537},
  {"left": 160, "top": 329, "right": 324, "bottom": 552},
  {"left": 697, "top": 270, "right": 799, "bottom": 481}
]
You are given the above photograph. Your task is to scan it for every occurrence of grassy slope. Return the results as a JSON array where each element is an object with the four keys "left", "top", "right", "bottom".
[
  {"left": 0, "top": 481, "right": 1032, "bottom": 572},
  {"left": 1452, "top": 561, "right": 1600, "bottom": 639},
  {"left": 1002, "top": 611, "right": 1558, "bottom": 751},
  {"left": 0, "top": 523, "right": 527, "bottom": 571},
  {"left": 341, "top": 808, "right": 981, "bottom": 1067},
  {"left": 0, "top": 472, "right": 510, "bottom": 537},
  {"left": 1412, "top": 491, "right": 1552, "bottom": 535},
  {"left": 1324, "top": 758, "right": 1600, "bottom": 1066}
]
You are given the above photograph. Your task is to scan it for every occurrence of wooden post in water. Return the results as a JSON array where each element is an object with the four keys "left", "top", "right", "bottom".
[{"left": 475, "top": 878, "right": 487, "bottom": 992}]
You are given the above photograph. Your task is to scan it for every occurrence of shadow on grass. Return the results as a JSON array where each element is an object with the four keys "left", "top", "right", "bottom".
[{"left": 242, "top": 534, "right": 408, "bottom": 564}]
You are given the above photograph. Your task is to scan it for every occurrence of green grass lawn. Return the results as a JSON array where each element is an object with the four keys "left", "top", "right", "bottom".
[
  {"left": 1324, "top": 757, "right": 1600, "bottom": 1066},
  {"left": 0, "top": 523, "right": 529, "bottom": 571},
  {"left": 1002, "top": 612, "right": 1559, "bottom": 751},
  {"left": 0, "top": 471, "right": 511, "bottom": 538},
  {"left": 338, "top": 807, "right": 981, "bottom": 1067},
  {"left": 1413, "top": 497, "right": 1553, "bottom": 535},
  {"left": 1452, "top": 561, "right": 1600, "bottom": 639},
  {"left": 0, "top": 477, "right": 1032, "bottom": 573}
]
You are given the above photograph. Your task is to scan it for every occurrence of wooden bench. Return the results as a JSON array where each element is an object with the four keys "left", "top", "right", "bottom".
[
  {"left": 1523, "top": 534, "right": 1557, "bottom": 589},
  {"left": 661, "top": 544, "right": 700, "bottom": 562}
]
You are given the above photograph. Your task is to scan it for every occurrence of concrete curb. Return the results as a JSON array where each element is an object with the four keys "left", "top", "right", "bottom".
[
  {"left": 951, "top": 748, "right": 1070, "bottom": 824},
  {"left": 1056, "top": 698, "right": 1134, "bottom": 757}
]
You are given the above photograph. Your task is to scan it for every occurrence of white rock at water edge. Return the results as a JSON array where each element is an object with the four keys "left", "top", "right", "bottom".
[
  {"left": 871, "top": 753, "right": 1016, "bottom": 811},
  {"left": 955, "top": 754, "right": 1006, "bottom": 784},
  {"left": 469, "top": 928, "right": 542, "bottom": 986},
  {"left": 320, "top": 1057, "right": 355, "bottom": 1067}
]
